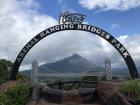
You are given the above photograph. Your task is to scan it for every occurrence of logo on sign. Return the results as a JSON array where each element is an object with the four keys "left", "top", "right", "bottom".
[{"left": 59, "top": 12, "right": 86, "bottom": 24}]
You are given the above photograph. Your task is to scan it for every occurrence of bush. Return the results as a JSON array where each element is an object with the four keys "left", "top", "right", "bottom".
[
  {"left": 120, "top": 80, "right": 140, "bottom": 103},
  {"left": 0, "top": 83, "right": 30, "bottom": 105},
  {"left": 0, "top": 59, "right": 12, "bottom": 84},
  {"left": 0, "top": 92, "right": 11, "bottom": 105}
]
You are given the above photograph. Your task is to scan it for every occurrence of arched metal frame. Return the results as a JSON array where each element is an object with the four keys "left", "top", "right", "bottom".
[{"left": 10, "top": 24, "right": 139, "bottom": 80}]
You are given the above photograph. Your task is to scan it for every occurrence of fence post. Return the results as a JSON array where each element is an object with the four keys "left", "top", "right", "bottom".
[
  {"left": 105, "top": 58, "right": 112, "bottom": 80},
  {"left": 31, "top": 60, "right": 38, "bottom": 100}
]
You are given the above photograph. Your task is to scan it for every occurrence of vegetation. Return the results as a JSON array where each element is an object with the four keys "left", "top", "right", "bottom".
[
  {"left": 16, "top": 74, "right": 29, "bottom": 83},
  {"left": 82, "top": 76, "right": 98, "bottom": 81},
  {"left": 0, "top": 59, "right": 12, "bottom": 84},
  {"left": 0, "top": 82, "right": 30, "bottom": 105},
  {"left": 0, "top": 59, "right": 30, "bottom": 105},
  {"left": 120, "top": 80, "right": 140, "bottom": 103}
]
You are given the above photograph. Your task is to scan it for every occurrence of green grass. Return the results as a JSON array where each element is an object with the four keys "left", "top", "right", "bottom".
[{"left": 0, "top": 83, "right": 30, "bottom": 105}]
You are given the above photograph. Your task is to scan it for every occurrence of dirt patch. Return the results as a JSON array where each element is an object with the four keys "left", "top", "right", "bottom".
[
  {"left": 97, "top": 81, "right": 123, "bottom": 104},
  {"left": 62, "top": 89, "right": 83, "bottom": 104},
  {"left": 0, "top": 80, "right": 17, "bottom": 92}
]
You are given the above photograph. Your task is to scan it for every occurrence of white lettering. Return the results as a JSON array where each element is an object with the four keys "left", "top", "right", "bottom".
[
  {"left": 83, "top": 24, "right": 88, "bottom": 30},
  {"left": 26, "top": 43, "right": 32, "bottom": 49},
  {"left": 123, "top": 51, "right": 129, "bottom": 58},
  {"left": 19, "top": 52, "right": 25, "bottom": 58},
  {"left": 96, "top": 29, "right": 102, "bottom": 34},
  {"left": 69, "top": 24, "right": 74, "bottom": 28},
  {"left": 90, "top": 26, "right": 96, "bottom": 32},
  {"left": 33, "top": 37, "right": 38, "bottom": 42},
  {"left": 115, "top": 43, "right": 121, "bottom": 49},
  {"left": 100, "top": 31, "right": 106, "bottom": 37},
  {"left": 17, "top": 57, "right": 22, "bottom": 63},
  {"left": 77, "top": 24, "right": 82, "bottom": 29},
  {"left": 63, "top": 24, "right": 69, "bottom": 29},
  {"left": 119, "top": 47, "right": 125, "bottom": 53},
  {"left": 50, "top": 27, "right": 55, "bottom": 32},
  {"left": 39, "top": 32, "right": 45, "bottom": 38},
  {"left": 45, "top": 29, "right": 50, "bottom": 35},
  {"left": 106, "top": 34, "right": 110, "bottom": 39},
  {"left": 87, "top": 25, "right": 91, "bottom": 31},
  {"left": 111, "top": 39, "right": 117, "bottom": 44},
  {"left": 55, "top": 26, "right": 60, "bottom": 30},
  {"left": 22, "top": 48, "right": 28, "bottom": 53}
]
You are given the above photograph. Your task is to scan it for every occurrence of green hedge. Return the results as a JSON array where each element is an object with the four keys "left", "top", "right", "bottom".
[{"left": 0, "top": 83, "right": 30, "bottom": 105}]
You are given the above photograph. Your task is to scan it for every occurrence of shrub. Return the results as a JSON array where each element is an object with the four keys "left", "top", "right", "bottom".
[
  {"left": 0, "top": 82, "right": 30, "bottom": 105},
  {"left": 120, "top": 80, "right": 140, "bottom": 103},
  {"left": 0, "top": 59, "right": 12, "bottom": 85},
  {"left": 0, "top": 91, "right": 11, "bottom": 105}
]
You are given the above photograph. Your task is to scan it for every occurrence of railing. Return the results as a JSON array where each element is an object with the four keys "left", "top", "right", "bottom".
[
  {"left": 37, "top": 72, "right": 105, "bottom": 77},
  {"left": 47, "top": 80, "right": 98, "bottom": 90},
  {"left": 30, "top": 61, "right": 130, "bottom": 100}
]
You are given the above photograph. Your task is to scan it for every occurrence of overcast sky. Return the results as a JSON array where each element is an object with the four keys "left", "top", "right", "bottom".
[{"left": 0, "top": 0, "right": 140, "bottom": 71}]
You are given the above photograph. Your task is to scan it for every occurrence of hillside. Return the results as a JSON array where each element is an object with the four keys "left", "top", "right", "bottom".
[
  {"left": 20, "top": 53, "right": 105, "bottom": 77},
  {"left": 39, "top": 53, "right": 104, "bottom": 73}
]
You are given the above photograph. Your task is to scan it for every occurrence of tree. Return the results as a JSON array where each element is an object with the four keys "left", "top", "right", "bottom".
[{"left": 0, "top": 59, "right": 12, "bottom": 84}]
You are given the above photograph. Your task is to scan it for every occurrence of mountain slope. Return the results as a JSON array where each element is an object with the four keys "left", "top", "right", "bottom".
[
  {"left": 20, "top": 53, "right": 140, "bottom": 78},
  {"left": 39, "top": 53, "right": 104, "bottom": 73},
  {"left": 20, "top": 53, "right": 105, "bottom": 78}
]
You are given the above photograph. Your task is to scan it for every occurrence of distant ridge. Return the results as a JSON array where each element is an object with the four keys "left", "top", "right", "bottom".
[
  {"left": 20, "top": 53, "right": 105, "bottom": 77},
  {"left": 20, "top": 53, "right": 135, "bottom": 78},
  {"left": 39, "top": 53, "right": 105, "bottom": 73}
]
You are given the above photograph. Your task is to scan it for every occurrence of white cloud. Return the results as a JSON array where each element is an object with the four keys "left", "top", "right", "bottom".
[
  {"left": 58, "top": 0, "right": 64, "bottom": 3},
  {"left": 111, "top": 23, "right": 120, "bottom": 29},
  {"left": 118, "top": 35, "right": 140, "bottom": 61},
  {"left": 79, "top": 0, "right": 140, "bottom": 11},
  {"left": 0, "top": 0, "right": 57, "bottom": 61}
]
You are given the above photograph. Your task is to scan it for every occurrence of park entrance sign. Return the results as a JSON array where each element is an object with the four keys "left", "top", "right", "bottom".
[{"left": 10, "top": 12, "right": 139, "bottom": 80}]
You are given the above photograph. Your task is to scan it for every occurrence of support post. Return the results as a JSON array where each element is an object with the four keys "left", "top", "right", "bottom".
[
  {"left": 31, "top": 60, "right": 38, "bottom": 100},
  {"left": 105, "top": 58, "right": 112, "bottom": 80}
]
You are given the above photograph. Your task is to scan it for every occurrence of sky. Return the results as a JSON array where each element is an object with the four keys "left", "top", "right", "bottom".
[{"left": 0, "top": 0, "right": 140, "bottom": 71}]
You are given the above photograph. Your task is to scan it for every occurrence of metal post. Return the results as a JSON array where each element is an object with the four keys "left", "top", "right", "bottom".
[
  {"left": 105, "top": 58, "right": 112, "bottom": 80},
  {"left": 31, "top": 60, "right": 38, "bottom": 100}
]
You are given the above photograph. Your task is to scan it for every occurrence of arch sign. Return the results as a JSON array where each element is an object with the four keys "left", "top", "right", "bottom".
[{"left": 10, "top": 12, "right": 139, "bottom": 80}]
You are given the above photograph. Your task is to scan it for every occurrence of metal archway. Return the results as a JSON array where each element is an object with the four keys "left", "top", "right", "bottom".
[{"left": 10, "top": 24, "right": 139, "bottom": 80}]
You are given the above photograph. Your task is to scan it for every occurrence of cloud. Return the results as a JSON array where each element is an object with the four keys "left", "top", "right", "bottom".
[
  {"left": 116, "top": 35, "right": 140, "bottom": 69},
  {"left": 23, "top": 31, "right": 140, "bottom": 70},
  {"left": 111, "top": 23, "right": 120, "bottom": 29},
  {"left": 79, "top": 0, "right": 140, "bottom": 11},
  {"left": 0, "top": 0, "right": 140, "bottom": 72},
  {"left": 0, "top": 0, "right": 57, "bottom": 61},
  {"left": 58, "top": 0, "right": 64, "bottom": 3},
  {"left": 118, "top": 35, "right": 140, "bottom": 61}
]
